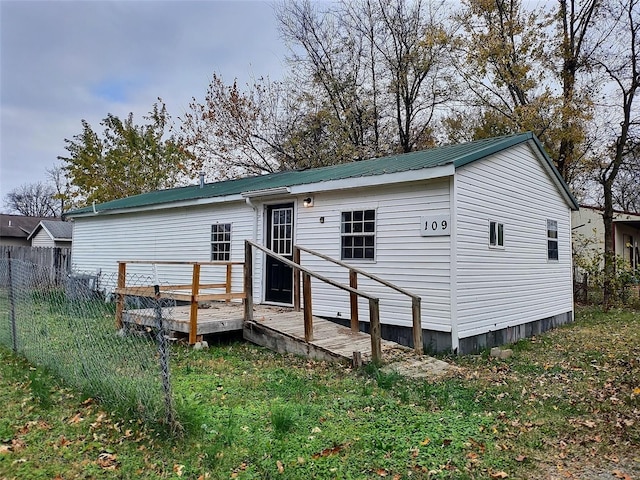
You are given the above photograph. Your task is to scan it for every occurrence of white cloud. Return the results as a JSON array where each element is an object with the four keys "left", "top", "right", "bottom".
[{"left": 0, "top": 0, "right": 288, "bottom": 203}]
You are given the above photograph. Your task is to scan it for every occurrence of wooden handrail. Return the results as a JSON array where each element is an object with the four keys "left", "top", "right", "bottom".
[
  {"left": 295, "top": 245, "right": 420, "bottom": 300},
  {"left": 294, "top": 244, "right": 423, "bottom": 355},
  {"left": 244, "top": 240, "right": 382, "bottom": 363},
  {"left": 120, "top": 260, "right": 244, "bottom": 266},
  {"left": 247, "top": 241, "right": 377, "bottom": 301}
]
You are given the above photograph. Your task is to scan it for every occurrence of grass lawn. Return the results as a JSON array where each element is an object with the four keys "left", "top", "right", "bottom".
[{"left": 0, "top": 306, "right": 638, "bottom": 479}]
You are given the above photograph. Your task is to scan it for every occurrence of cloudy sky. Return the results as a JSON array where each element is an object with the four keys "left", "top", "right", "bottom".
[{"left": 0, "top": 0, "right": 288, "bottom": 209}]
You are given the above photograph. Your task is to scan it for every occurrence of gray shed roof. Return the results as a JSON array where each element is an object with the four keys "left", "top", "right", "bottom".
[
  {"left": 64, "top": 132, "right": 579, "bottom": 217},
  {"left": 28, "top": 220, "right": 73, "bottom": 241}
]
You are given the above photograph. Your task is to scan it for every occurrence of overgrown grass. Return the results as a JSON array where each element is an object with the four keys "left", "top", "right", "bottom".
[
  {"left": 0, "top": 306, "right": 638, "bottom": 479},
  {"left": 0, "top": 288, "right": 170, "bottom": 423}
]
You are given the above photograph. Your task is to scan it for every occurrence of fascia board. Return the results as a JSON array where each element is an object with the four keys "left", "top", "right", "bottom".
[{"left": 68, "top": 194, "right": 246, "bottom": 218}]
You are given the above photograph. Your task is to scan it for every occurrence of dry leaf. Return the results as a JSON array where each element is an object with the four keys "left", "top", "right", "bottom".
[
  {"left": 173, "top": 464, "right": 185, "bottom": 476},
  {"left": 97, "top": 452, "right": 118, "bottom": 470},
  {"left": 0, "top": 445, "right": 11, "bottom": 454},
  {"left": 376, "top": 468, "right": 388, "bottom": 477},
  {"left": 613, "top": 470, "right": 632, "bottom": 480},
  {"left": 68, "top": 413, "right": 83, "bottom": 425},
  {"left": 277, "top": 460, "right": 284, "bottom": 473},
  {"left": 490, "top": 472, "right": 508, "bottom": 479},
  {"left": 515, "top": 454, "right": 526, "bottom": 462},
  {"left": 420, "top": 437, "right": 431, "bottom": 446}
]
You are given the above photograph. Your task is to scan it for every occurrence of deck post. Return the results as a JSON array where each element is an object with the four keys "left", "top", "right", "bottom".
[
  {"left": 412, "top": 297, "right": 423, "bottom": 355},
  {"left": 293, "top": 246, "right": 301, "bottom": 312},
  {"left": 349, "top": 269, "right": 359, "bottom": 332},
  {"left": 225, "top": 263, "right": 232, "bottom": 303},
  {"left": 369, "top": 298, "right": 381, "bottom": 364},
  {"left": 302, "top": 272, "right": 313, "bottom": 342},
  {"left": 244, "top": 241, "right": 253, "bottom": 322},
  {"left": 189, "top": 263, "right": 201, "bottom": 345},
  {"left": 116, "top": 262, "right": 126, "bottom": 329}
]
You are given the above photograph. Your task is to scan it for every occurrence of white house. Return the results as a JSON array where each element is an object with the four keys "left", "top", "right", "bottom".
[
  {"left": 572, "top": 205, "right": 640, "bottom": 271},
  {"left": 63, "top": 132, "right": 579, "bottom": 354},
  {"left": 28, "top": 220, "right": 73, "bottom": 248}
]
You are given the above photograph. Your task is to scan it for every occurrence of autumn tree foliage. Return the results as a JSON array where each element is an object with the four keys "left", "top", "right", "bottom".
[
  {"left": 58, "top": 101, "right": 189, "bottom": 206},
  {"left": 178, "top": 74, "right": 299, "bottom": 179},
  {"left": 450, "top": 0, "right": 600, "bottom": 186}
]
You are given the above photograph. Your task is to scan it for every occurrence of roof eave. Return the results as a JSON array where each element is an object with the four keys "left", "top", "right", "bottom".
[{"left": 526, "top": 137, "right": 580, "bottom": 211}]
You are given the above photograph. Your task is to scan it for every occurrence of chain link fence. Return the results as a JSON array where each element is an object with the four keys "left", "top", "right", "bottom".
[{"left": 0, "top": 255, "right": 177, "bottom": 428}]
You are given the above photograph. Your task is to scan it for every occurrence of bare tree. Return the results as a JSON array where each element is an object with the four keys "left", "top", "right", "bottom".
[
  {"left": 591, "top": 0, "right": 640, "bottom": 307},
  {"left": 555, "top": 0, "right": 602, "bottom": 182},
  {"left": 613, "top": 157, "right": 640, "bottom": 213},
  {"left": 46, "top": 163, "right": 73, "bottom": 215},
  {"left": 278, "top": 0, "right": 454, "bottom": 158},
  {"left": 4, "top": 182, "right": 59, "bottom": 217}
]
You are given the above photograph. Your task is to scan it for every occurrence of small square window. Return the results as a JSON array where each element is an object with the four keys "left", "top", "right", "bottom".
[
  {"left": 489, "top": 221, "right": 504, "bottom": 248},
  {"left": 211, "top": 223, "right": 231, "bottom": 261}
]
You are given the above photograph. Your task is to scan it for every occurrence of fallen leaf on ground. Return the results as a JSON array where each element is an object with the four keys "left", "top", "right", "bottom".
[
  {"left": 613, "top": 470, "right": 632, "bottom": 480},
  {"left": 490, "top": 472, "right": 508, "bottom": 479},
  {"left": 173, "top": 464, "right": 185, "bottom": 476},
  {"left": 97, "top": 452, "right": 118, "bottom": 470},
  {"left": 277, "top": 460, "right": 284, "bottom": 473},
  {"left": 68, "top": 413, "right": 83, "bottom": 425}
]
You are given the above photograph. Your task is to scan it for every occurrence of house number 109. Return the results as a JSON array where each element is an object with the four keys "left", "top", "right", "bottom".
[{"left": 420, "top": 214, "right": 451, "bottom": 237}]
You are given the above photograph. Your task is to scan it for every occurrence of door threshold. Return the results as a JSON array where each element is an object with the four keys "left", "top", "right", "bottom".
[{"left": 261, "top": 301, "right": 294, "bottom": 309}]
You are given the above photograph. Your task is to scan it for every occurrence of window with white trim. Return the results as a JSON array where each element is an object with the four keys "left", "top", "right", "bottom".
[
  {"left": 211, "top": 223, "right": 231, "bottom": 261},
  {"left": 489, "top": 220, "right": 504, "bottom": 248},
  {"left": 547, "top": 219, "right": 558, "bottom": 260},
  {"left": 341, "top": 210, "right": 375, "bottom": 260}
]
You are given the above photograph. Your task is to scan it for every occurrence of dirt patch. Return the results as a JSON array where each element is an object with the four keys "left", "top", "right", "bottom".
[{"left": 379, "top": 346, "right": 458, "bottom": 379}]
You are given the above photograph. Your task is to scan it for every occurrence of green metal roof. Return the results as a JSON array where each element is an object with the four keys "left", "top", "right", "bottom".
[{"left": 64, "top": 132, "right": 578, "bottom": 217}]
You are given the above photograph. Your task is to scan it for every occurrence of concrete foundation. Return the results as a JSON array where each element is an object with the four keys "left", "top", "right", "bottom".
[{"left": 324, "top": 310, "right": 574, "bottom": 355}]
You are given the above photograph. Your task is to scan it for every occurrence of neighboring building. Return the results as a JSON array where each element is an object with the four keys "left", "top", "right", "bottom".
[
  {"left": 0, "top": 214, "right": 50, "bottom": 246},
  {"left": 28, "top": 220, "right": 73, "bottom": 248},
  {"left": 572, "top": 205, "right": 640, "bottom": 271},
  {"left": 64, "top": 132, "right": 579, "bottom": 353}
]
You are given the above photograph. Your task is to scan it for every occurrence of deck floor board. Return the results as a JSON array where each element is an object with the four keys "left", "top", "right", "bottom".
[{"left": 122, "top": 302, "right": 408, "bottom": 362}]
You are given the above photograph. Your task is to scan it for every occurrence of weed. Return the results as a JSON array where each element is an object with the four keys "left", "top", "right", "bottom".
[
  {"left": 270, "top": 404, "right": 298, "bottom": 437},
  {"left": 28, "top": 367, "right": 54, "bottom": 409},
  {"left": 0, "top": 420, "right": 12, "bottom": 442}
]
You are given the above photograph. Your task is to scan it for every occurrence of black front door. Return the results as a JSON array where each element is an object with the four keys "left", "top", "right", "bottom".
[{"left": 265, "top": 203, "right": 294, "bottom": 304}]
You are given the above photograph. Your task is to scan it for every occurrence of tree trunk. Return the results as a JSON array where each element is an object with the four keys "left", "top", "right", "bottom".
[{"left": 602, "top": 180, "right": 615, "bottom": 311}]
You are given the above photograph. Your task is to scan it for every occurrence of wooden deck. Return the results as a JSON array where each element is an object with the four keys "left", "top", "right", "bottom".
[
  {"left": 122, "top": 302, "right": 247, "bottom": 338},
  {"left": 123, "top": 302, "right": 407, "bottom": 363},
  {"left": 244, "top": 308, "right": 407, "bottom": 364}
]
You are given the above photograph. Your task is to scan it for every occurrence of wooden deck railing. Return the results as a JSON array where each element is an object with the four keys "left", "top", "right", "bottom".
[
  {"left": 244, "top": 240, "right": 385, "bottom": 363},
  {"left": 294, "top": 245, "right": 423, "bottom": 355},
  {"left": 115, "top": 260, "right": 245, "bottom": 344}
]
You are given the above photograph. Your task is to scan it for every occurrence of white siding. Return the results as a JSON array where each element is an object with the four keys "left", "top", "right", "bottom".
[
  {"left": 454, "top": 143, "right": 573, "bottom": 338},
  {"left": 31, "top": 230, "right": 55, "bottom": 247},
  {"left": 292, "top": 179, "right": 452, "bottom": 330},
  {"left": 71, "top": 201, "right": 254, "bottom": 293}
]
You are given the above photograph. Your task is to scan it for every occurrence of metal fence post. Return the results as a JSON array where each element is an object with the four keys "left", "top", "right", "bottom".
[{"left": 7, "top": 251, "right": 17, "bottom": 353}]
